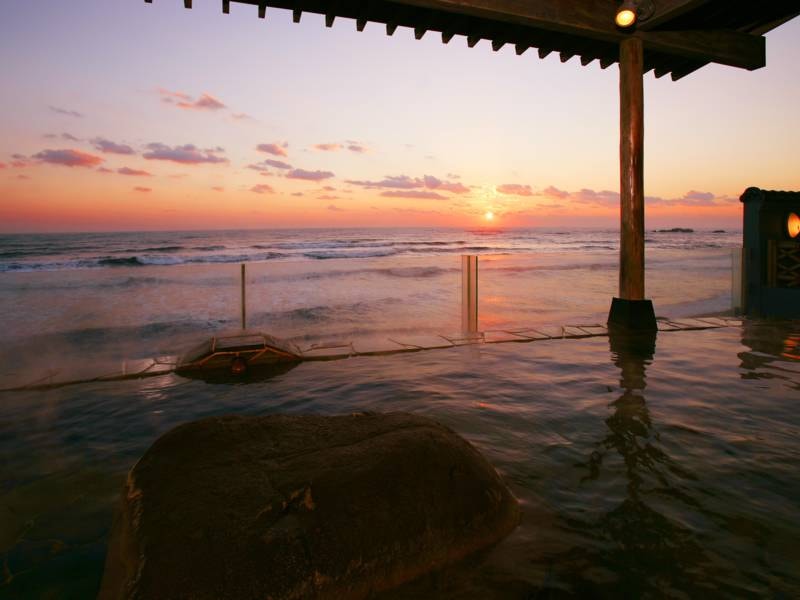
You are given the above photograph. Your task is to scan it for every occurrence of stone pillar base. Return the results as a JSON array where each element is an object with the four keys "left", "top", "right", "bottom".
[{"left": 607, "top": 297, "right": 657, "bottom": 331}]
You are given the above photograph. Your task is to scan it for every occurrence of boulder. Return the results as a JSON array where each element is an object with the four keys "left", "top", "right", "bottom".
[{"left": 99, "top": 412, "right": 519, "bottom": 600}]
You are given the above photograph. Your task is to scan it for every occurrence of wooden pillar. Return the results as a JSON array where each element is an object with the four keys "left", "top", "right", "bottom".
[{"left": 619, "top": 37, "right": 645, "bottom": 300}]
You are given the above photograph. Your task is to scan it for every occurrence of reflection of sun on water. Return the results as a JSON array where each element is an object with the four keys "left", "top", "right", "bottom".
[{"left": 484, "top": 211, "right": 494, "bottom": 221}]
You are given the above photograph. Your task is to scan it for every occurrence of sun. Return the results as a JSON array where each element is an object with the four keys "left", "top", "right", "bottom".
[{"left": 484, "top": 211, "right": 494, "bottom": 221}]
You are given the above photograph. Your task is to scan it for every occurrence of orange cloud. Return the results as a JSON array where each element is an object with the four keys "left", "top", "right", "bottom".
[
  {"left": 250, "top": 184, "right": 275, "bottom": 194},
  {"left": 256, "top": 143, "right": 288, "bottom": 157},
  {"left": 133, "top": 186, "right": 152, "bottom": 193},
  {"left": 497, "top": 184, "right": 533, "bottom": 196},
  {"left": 33, "top": 149, "right": 103, "bottom": 168},
  {"left": 118, "top": 167, "right": 152, "bottom": 176}
]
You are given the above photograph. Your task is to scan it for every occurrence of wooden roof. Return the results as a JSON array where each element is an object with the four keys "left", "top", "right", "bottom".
[{"left": 146, "top": 0, "right": 800, "bottom": 80}]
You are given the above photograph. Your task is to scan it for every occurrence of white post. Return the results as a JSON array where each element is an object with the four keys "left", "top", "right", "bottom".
[
  {"left": 240, "top": 263, "right": 247, "bottom": 330},
  {"left": 461, "top": 255, "right": 478, "bottom": 332}
]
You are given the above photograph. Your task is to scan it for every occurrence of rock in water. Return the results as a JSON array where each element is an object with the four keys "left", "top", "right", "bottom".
[{"left": 99, "top": 413, "right": 519, "bottom": 599}]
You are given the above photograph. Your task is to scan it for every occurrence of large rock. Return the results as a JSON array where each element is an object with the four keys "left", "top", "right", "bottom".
[{"left": 99, "top": 412, "right": 519, "bottom": 600}]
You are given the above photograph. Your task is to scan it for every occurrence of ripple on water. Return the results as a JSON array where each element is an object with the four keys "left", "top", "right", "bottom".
[{"left": 1, "top": 323, "right": 799, "bottom": 597}]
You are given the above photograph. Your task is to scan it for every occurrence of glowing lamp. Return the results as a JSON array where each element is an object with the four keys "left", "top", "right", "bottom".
[
  {"left": 788, "top": 212, "right": 800, "bottom": 239},
  {"left": 615, "top": 1, "right": 637, "bottom": 28},
  {"left": 231, "top": 356, "right": 248, "bottom": 375}
]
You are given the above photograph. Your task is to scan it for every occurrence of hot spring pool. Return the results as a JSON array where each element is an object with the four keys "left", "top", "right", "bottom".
[{"left": 1, "top": 321, "right": 799, "bottom": 598}]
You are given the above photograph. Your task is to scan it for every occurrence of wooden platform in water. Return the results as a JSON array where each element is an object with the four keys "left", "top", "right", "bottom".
[{"left": 0, "top": 316, "right": 743, "bottom": 391}]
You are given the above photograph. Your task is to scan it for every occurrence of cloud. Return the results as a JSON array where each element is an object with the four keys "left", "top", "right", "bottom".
[
  {"left": 497, "top": 184, "right": 534, "bottom": 197},
  {"left": 0, "top": 162, "right": 5, "bottom": 169},
  {"left": 381, "top": 190, "right": 448, "bottom": 200},
  {"left": 322, "top": 186, "right": 336, "bottom": 191},
  {"left": 97, "top": 167, "right": 114, "bottom": 173},
  {"left": 542, "top": 185, "right": 569, "bottom": 199},
  {"left": 318, "top": 194, "right": 340, "bottom": 200},
  {"left": 118, "top": 167, "right": 152, "bottom": 177},
  {"left": 246, "top": 163, "right": 271, "bottom": 174},
  {"left": 92, "top": 137, "right": 135, "bottom": 155},
  {"left": 263, "top": 159, "right": 292, "bottom": 170},
  {"left": 256, "top": 143, "right": 288, "bottom": 157},
  {"left": 327, "top": 204, "right": 345, "bottom": 211},
  {"left": 291, "top": 192, "right": 304, "bottom": 197},
  {"left": 49, "top": 106, "right": 83, "bottom": 118},
  {"left": 347, "top": 174, "right": 467, "bottom": 194},
  {"left": 15, "top": 174, "right": 31, "bottom": 180},
  {"left": 232, "top": 113, "right": 254, "bottom": 121},
  {"left": 133, "top": 186, "right": 152, "bottom": 193},
  {"left": 313, "top": 141, "right": 368, "bottom": 153},
  {"left": 143, "top": 143, "right": 227, "bottom": 165},
  {"left": 250, "top": 184, "right": 275, "bottom": 194},
  {"left": 158, "top": 89, "right": 226, "bottom": 111},
  {"left": 211, "top": 186, "right": 224, "bottom": 192},
  {"left": 569, "top": 189, "right": 620, "bottom": 207},
  {"left": 287, "top": 168, "right": 334, "bottom": 181},
  {"left": 44, "top": 132, "right": 81, "bottom": 142},
  {"left": 33, "top": 148, "right": 103, "bottom": 168}
]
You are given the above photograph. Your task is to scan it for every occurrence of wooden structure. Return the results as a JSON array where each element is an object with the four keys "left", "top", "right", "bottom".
[
  {"left": 144, "top": 0, "right": 800, "bottom": 328},
  {"left": 740, "top": 187, "right": 800, "bottom": 318}
]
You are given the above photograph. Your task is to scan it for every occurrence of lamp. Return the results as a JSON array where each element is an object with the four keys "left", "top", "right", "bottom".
[
  {"left": 615, "top": 0, "right": 656, "bottom": 29},
  {"left": 615, "top": 0, "right": 637, "bottom": 28},
  {"left": 788, "top": 212, "right": 800, "bottom": 239}
]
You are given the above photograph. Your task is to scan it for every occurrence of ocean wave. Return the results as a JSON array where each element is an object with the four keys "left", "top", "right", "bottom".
[{"left": 303, "top": 249, "right": 400, "bottom": 260}]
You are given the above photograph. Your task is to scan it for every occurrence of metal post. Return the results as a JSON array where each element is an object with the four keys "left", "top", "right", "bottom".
[
  {"left": 240, "top": 263, "right": 247, "bottom": 330},
  {"left": 461, "top": 255, "right": 478, "bottom": 332}
]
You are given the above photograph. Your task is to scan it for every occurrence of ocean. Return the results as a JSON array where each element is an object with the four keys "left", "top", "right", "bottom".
[
  {"left": 4, "top": 227, "right": 798, "bottom": 598},
  {"left": 0, "top": 227, "right": 740, "bottom": 385}
]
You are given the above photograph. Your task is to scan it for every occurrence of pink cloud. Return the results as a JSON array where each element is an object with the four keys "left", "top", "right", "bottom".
[
  {"left": 133, "top": 186, "right": 152, "bottom": 193},
  {"left": 211, "top": 186, "right": 224, "bottom": 192},
  {"left": 232, "top": 113, "right": 254, "bottom": 121},
  {"left": 0, "top": 162, "right": 5, "bottom": 169},
  {"left": 33, "top": 149, "right": 104, "bottom": 168},
  {"left": 143, "top": 143, "right": 227, "bottom": 165},
  {"left": 313, "top": 143, "right": 342, "bottom": 152},
  {"left": 256, "top": 143, "right": 288, "bottom": 157},
  {"left": 347, "top": 143, "right": 367, "bottom": 153},
  {"left": 49, "top": 106, "right": 83, "bottom": 118},
  {"left": 497, "top": 184, "right": 533, "bottom": 196},
  {"left": 250, "top": 184, "right": 275, "bottom": 194},
  {"left": 287, "top": 169, "right": 335, "bottom": 181},
  {"left": 381, "top": 190, "right": 448, "bottom": 200},
  {"left": 97, "top": 167, "right": 114, "bottom": 174},
  {"left": 327, "top": 204, "right": 345, "bottom": 211},
  {"left": 44, "top": 133, "right": 80, "bottom": 142},
  {"left": 92, "top": 138, "right": 135, "bottom": 155},
  {"left": 318, "top": 194, "right": 340, "bottom": 200},
  {"left": 263, "top": 159, "right": 292, "bottom": 170},
  {"left": 542, "top": 185, "right": 569, "bottom": 199},
  {"left": 157, "top": 89, "right": 227, "bottom": 111},
  {"left": 118, "top": 167, "right": 152, "bottom": 177},
  {"left": 347, "top": 174, "right": 467, "bottom": 194}
]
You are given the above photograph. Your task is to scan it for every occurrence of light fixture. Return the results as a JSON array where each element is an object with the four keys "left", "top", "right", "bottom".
[
  {"left": 616, "top": 0, "right": 637, "bottom": 28},
  {"left": 615, "top": 0, "right": 656, "bottom": 29},
  {"left": 788, "top": 212, "right": 800, "bottom": 239}
]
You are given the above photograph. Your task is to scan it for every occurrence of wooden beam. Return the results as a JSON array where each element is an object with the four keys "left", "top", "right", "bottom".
[
  {"left": 618, "top": 37, "right": 645, "bottom": 301},
  {"left": 559, "top": 51, "right": 572, "bottom": 63},
  {"left": 467, "top": 35, "right": 480, "bottom": 47},
  {"left": 356, "top": 18, "right": 367, "bottom": 31},
  {"left": 386, "top": 23, "right": 398, "bottom": 36},
  {"left": 537, "top": 47, "right": 552, "bottom": 59},
  {"left": 415, "top": 26, "right": 427, "bottom": 39},
  {"left": 637, "top": 29, "right": 765, "bottom": 71},
  {"left": 258, "top": 2, "right": 266, "bottom": 19},
  {"left": 222, "top": 0, "right": 230, "bottom": 14},
  {"left": 580, "top": 54, "right": 593, "bottom": 66},
  {"left": 491, "top": 39, "right": 505, "bottom": 51},
  {"left": 442, "top": 31, "right": 455, "bottom": 43},
  {"left": 325, "top": 14, "right": 335, "bottom": 27},
  {"left": 184, "top": 0, "right": 192, "bottom": 9},
  {"left": 636, "top": 0, "right": 710, "bottom": 31},
  {"left": 599, "top": 56, "right": 614, "bottom": 69},
  {"left": 515, "top": 43, "right": 528, "bottom": 55},
  {"left": 292, "top": 8, "right": 301, "bottom": 22}
]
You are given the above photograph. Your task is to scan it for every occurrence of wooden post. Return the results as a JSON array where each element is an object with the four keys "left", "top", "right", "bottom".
[
  {"left": 461, "top": 255, "right": 478, "bottom": 332},
  {"left": 619, "top": 37, "right": 645, "bottom": 300},
  {"left": 240, "top": 263, "right": 247, "bottom": 330}
]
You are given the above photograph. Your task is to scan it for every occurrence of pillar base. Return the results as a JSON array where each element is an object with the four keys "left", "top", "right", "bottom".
[{"left": 607, "top": 297, "right": 657, "bottom": 331}]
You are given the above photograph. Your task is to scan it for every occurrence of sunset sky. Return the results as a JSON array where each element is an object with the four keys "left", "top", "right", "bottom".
[{"left": 1, "top": 1, "right": 798, "bottom": 232}]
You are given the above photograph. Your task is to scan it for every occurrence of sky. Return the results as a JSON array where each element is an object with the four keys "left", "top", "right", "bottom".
[{"left": 0, "top": 0, "right": 798, "bottom": 232}]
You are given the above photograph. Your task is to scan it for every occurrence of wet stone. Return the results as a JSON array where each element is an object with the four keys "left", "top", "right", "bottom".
[{"left": 99, "top": 413, "right": 520, "bottom": 600}]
